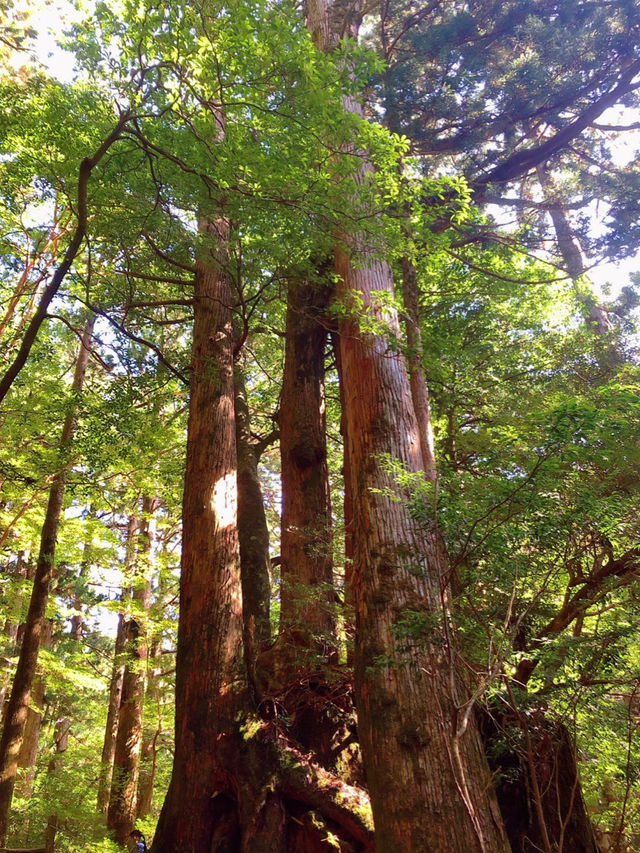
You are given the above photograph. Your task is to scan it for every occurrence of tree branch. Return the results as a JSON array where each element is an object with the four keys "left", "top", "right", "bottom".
[{"left": 0, "top": 112, "right": 133, "bottom": 404}]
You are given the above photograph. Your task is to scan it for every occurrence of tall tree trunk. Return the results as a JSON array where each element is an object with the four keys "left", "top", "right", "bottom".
[
  {"left": 0, "top": 315, "right": 95, "bottom": 846},
  {"left": 332, "top": 333, "right": 354, "bottom": 659},
  {"left": 152, "top": 217, "right": 374, "bottom": 852},
  {"left": 535, "top": 164, "right": 614, "bottom": 337},
  {"left": 107, "top": 497, "right": 159, "bottom": 844},
  {"left": 235, "top": 363, "right": 272, "bottom": 653},
  {"left": 279, "top": 279, "right": 335, "bottom": 650},
  {"left": 16, "top": 620, "right": 53, "bottom": 796},
  {"left": 0, "top": 552, "right": 29, "bottom": 715},
  {"left": 97, "top": 516, "right": 138, "bottom": 816},
  {"left": 399, "top": 256, "right": 438, "bottom": 482},
  {"left": 305, "top": 3, "right": 510, "bottom": 850},
  {"left": 151, "top": 215, "right": 249, "bottom": 852}
]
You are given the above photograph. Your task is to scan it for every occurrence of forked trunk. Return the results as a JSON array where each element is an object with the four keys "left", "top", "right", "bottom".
[
  {"left": 152, "top": 216, "right": 375, "bottom": 851},
  {"left": 151, "top": 216, "right": 248, "bottom": 851}
]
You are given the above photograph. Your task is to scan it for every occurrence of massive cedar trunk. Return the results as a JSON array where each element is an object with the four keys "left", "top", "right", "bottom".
[
  {"left": 98, "top": 516, "right": 139, "bottom": 816},
  {"left": 0, "top": 316, "right": 95, "bottom": 846},
  {"left": 279, "top": 279, "right": 335, "bottom": 648},
  {"left": 151, "top": 215, "right": 249, "bottom": 852},
  {"left": 152, "top": 211, "right": 374, "bottom": 852},
  {"left": 235, "top": 364, "right": 272, "bottom": 652},
  {"left": 107, "top": 497, "right": 159, "bottom": 843},
  {"left": 306, "top": 3, "right": 510, "bottom": 850}
]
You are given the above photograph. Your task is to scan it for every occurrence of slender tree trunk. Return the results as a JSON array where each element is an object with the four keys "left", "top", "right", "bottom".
[
  {"left": 235, "top": 363, "right": 272, "bottom": 653},
  {"left": 97, "top": 613, "right": 128, "bottom": 816},
  {"left": 279, "top": 279, "right": 335, "bottom": 649},
  {"left": 305, "top": 4, "right": 510, "bottom": 850},
  {"left": 107, "top": 497, "right": 158, "bottom": 844},
  {"left": 16, "top": 620, "right": 53, "bottom": 796},
  {"left": 332, "top": 333, "right": 354, "bottom": 659},
  {"left": 0, "top": 316, "right": 95, "bottom": 846},
  {"left": 399, "top": 256, "right": 437, "bottom": 482},
  {"left": 535, "top": 164, "right": 613, "bottom": 337},
  {"left": 0, "top": 553, "right": 29, "bottom": 715},
  {"left": 98, "top": 516, "right": 138, "bottom": 816}
]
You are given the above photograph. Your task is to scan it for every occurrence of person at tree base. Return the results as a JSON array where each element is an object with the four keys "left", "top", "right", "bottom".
[{"left": 129, "top": 829, "right": 146, "bottom": 852}]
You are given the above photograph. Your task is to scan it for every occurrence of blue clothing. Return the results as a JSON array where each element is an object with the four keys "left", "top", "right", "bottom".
[{"left": 136, "top": 843, "right": 145, "bottom": 853}]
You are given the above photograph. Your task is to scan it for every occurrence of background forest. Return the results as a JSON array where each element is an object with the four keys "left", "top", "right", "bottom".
[{"left": 1, "top": 0, "right": 640, "bottom": 851}]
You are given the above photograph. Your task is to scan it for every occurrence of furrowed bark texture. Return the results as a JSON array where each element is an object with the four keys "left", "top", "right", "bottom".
[
  {"left": 306, "top": 2, "right": 510, "bottom": 850},
  {"left": 0, "top": 316, "right": 94, "bottom": 846},
  {"left": 151, "top": 217, "right": 247, "bottom": 852},
  {"left": 279, "top": 281, "right": 335, "bottom": 647}
]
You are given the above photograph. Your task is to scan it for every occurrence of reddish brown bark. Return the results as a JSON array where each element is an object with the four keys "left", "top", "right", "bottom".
[
  {"left": 152, "top": 215, "right": 375, "bottom": 850},
  {"left": 0, "top": 316, "right": 95, "bottom": 846},
  {"left": 151, "top": 216, "right": 248, "bottom": 852},
  {"left": 279, "top": 280, "right": 335, "bottom": 649},
  {"left": 305, "top": 3, "right": 511, "bottom": 850}
]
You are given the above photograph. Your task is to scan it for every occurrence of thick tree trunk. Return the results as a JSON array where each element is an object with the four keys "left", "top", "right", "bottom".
[
  {"left": 98, "top": 517, "right": 138, "bottom": 815},
  {"left": 107, "top": 497, "right": 158, "bottom": 843},
  {"left": 235, "top": 364, "right": 272, "bottom": 652},
  {"left": 305, "top": 4, "right": 510, "bottom": 851},
  {"left": 151, "top": 216, "right": 249, "bottom": 852},
  {"left": 0, "top": 316, "right": 95, "bottom": 846},
  {"left": 152, "top": 217, "right": 374, "bottom": 851},
  {"left": 279, "top": 280, "right": 335, "bottom": 649}
]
